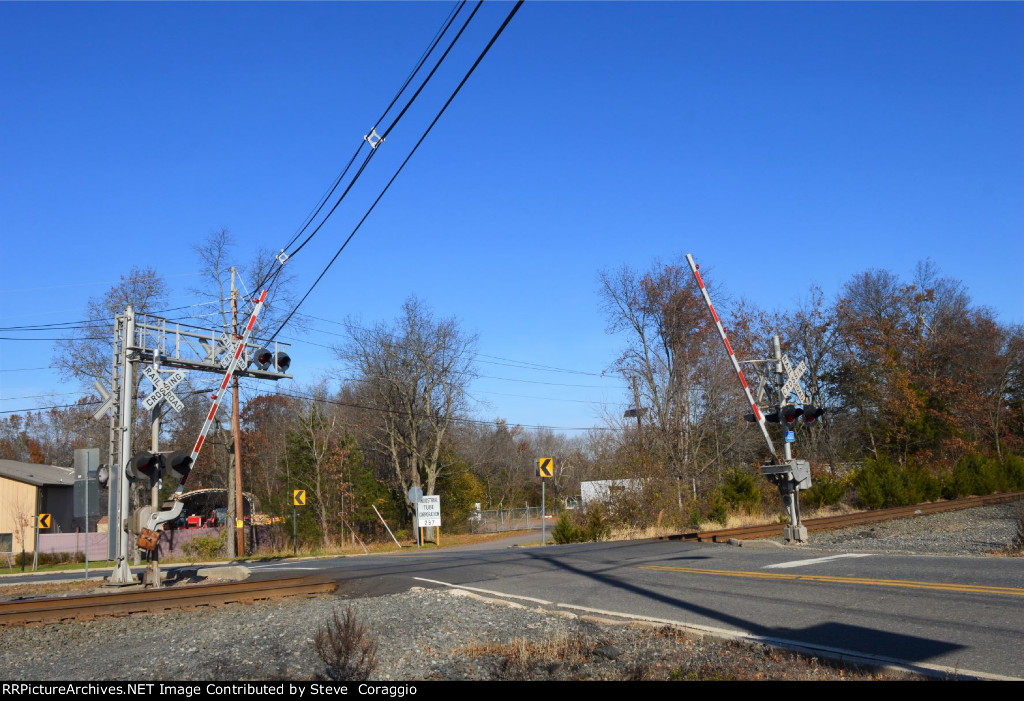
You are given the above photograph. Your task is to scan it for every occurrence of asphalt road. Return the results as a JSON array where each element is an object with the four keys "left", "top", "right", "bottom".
[
  {"left": 5, "top": 534, "right": 1021, "bottom": 679},
  {"left": 244, "top": 537, "right": 1024, "bottom": 679}
]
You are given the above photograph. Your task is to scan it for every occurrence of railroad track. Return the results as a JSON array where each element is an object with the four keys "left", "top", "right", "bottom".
[
  {"left": 0, "top": 575, "right": 336, "bottom": 627},
  {"left": 667, "top": 490, "right": 1024, "bottom": 543},
  {"left": 3, "top": 491, "right": 1019, "bottom": 627}
]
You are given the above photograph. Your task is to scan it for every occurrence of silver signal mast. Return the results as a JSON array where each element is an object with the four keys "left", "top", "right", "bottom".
[
  {"left": 105, "top": 289, "right": 287, "bottom": 585},
  {"left": 687, "top": 253, "right": 815, "bottom": 543}
]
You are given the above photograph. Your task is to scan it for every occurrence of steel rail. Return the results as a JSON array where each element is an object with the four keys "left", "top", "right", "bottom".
[
  {"left": 664, "top": 490, "right": 1024, "bottom": 543},
  {"left": 0, "top": 575, "right": 337, "bottom": 627}
]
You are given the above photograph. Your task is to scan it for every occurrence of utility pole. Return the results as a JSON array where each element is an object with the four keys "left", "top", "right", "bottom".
[
  {"left": 629, "top": 376, "right": 646, "bottom": 471},
  {"left": 230, "top": 268, "right": 244, "bottom": 557}
]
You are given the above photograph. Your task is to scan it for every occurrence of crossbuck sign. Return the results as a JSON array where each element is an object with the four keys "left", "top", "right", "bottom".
[
  {"left": 142, "top": 366, "right": 186, "bottom": 413},
  {"left": 416, "top": 495, "right": 441, "bottom": 528}
]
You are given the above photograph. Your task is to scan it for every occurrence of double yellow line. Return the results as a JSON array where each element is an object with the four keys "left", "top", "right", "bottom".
[{"left": 639, "top": 565, "right": 1024, "bottom": 597}]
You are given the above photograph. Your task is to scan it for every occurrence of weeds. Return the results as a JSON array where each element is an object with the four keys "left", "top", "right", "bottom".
[
  {"left": 313, "top": 607, "right": 379, "bottom": 681},
  {"left": 466, "top": 631, "right": 591, "bottom": 680},
  {"left": 181, "top": 531, "right": 226, "bottom": 561},
  {"left": 1006, "top": 500, "right": 1024, "bottom": 555},
  {"left": 551, "top": 505, "right": 611, "bottom": 544}
]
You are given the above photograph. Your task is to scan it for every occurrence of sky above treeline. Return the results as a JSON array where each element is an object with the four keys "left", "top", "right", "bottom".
[{"left": 1, "top": 2, "right": 1022, "bottom": 433}]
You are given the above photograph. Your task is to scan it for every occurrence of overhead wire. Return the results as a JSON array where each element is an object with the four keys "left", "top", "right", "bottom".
[
  {"left": 266, "top": 386, "right": 612, "bottom": 433},
  {"left": 266, "top": 1, "right": 524, "bottom": 342},
  {"left": 277, "top": 1, "right": 483, "bottom": 264},
  {"left": 246, "top": 1, "right": 476, "bottom": 305},
  {"left": 5, "top": 4, "right": 592, "bottom": 429},
  {"left": 278, "top": 1, "right": 467, "bottom": 256}
]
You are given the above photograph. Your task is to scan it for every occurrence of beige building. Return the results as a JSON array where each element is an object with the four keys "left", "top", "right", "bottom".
[{"left": 0, "top": 459, "right": 75, "bottom": 553}]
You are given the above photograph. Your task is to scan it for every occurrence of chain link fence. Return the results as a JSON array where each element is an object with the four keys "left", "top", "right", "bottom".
[{"left": 468, "top": 506, "right": 556, "bottom": 534}]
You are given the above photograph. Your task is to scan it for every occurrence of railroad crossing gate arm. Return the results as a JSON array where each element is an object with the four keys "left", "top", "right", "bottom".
[
  {"left": 686, "top": 254, "right": 777, "bottom": 461},
  {"left": 183, "top": 290, "right": 269, "bottom": 491}
]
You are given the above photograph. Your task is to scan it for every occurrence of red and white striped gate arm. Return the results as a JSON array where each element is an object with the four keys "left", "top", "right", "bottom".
[
  {"left": 182, "top": 289, "right": 269, "bottom": 487},
  {"left": 685, "top": 254, "right": 778, "bottom": 461}
]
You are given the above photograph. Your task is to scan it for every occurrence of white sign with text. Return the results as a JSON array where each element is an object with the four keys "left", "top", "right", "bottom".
[{"left": 416, "top": 495, "right": 441, "bottom": 528}]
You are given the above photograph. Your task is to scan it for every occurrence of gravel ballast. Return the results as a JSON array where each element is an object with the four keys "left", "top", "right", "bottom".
[
  {"left": 0, "top": 503, "right": 1019, "bottom": 682},
  {"left": 785, "top": 503, "right": 1022, "bottom": 555}
]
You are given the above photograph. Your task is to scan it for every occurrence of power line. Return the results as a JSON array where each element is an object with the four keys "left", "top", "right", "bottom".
[
  {"left": 0, "top": 391, "right": 95, "bottom": 402},
  {"left": 297, "top": 313, "right": 612, "bottom": 378},
  {"left": 270, "top": 386, "right": 610, "bottom": 433},
  {"left": 0, "top": 400, "right": 101, "bottom": 415},
  {"left": 280, "top": 1, "right": 468, "bottom": 256},
  {"left": 277, "top": 2, "right": 484, "bottom": 265},
  {"left": 0, "top": 336, "right": 109, "bottom": 342},
  {"left": 267, "top": 2, "right": 524, "bottom": 341},
  {"left": 472, "top": 389, "right": 614, "bottom": 405},
  {"left": 0, "top": 385, "right": 612, "bottom": 433},
  {"left": 247, "top": 2, "right": 480, "bottom": 305}
]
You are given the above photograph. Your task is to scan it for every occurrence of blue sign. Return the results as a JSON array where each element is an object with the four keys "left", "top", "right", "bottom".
[{"left": 785, "top": 431, "right": 796, "bottom": 443}]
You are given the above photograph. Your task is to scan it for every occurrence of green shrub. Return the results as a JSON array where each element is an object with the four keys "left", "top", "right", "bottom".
[
  {"left": 1002, "top": 455, "right": 1024, "bottom": 491},
  {"left": 706, "top": 498, "right": 728, "bottom": 526},
  {"left": 9, "top": 551, "right": 87, "bottom": 568},
  {"left": 583, "top": 505, "right": 611, "bottom": 541},
  {"left": 906, "top": 465, "right": 942, "bottom": 503},
  {"left": 943, "top": 453, "right": 1004, "bottom": 499},
  {"left": 551, "top": 505, "right": 610, "bottom": 544},
  {"left": 182, "top": 531, "right": 225, "bottom": 561},
  {"left": 551, "top": 511, "right": 584, "bottom": 544},
  {"left": 801, "top": 474, "right": 848, "bottom": 510},
  {"left": 854, "top": 457, "right": 940, "bottom": 509},
  {"left": 718, "top": 470, "right": 762, "bottom": 514}
]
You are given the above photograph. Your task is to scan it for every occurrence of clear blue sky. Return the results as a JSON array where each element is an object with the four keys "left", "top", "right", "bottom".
[{"left": 2, "top": 1, "right": 1022, "bottom": 433}]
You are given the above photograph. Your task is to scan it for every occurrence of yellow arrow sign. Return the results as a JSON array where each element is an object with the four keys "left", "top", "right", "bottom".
[
  {"left": 38, "top": 513, "right": 51, "bottom": 529},
  {"left": 293, "top": 490, "right": 306, "bottom": 506},
  {"left": 537, "top": 457, "right": 553, "bottom": 479}
]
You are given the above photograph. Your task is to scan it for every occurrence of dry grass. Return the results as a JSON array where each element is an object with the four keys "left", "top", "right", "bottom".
[
  {"left": 313, "top": 607, "right": 379, "bottom": 681},
  {"left": 0, "top": 579, "right": 102, "bottom": 601},
  {"left": 227, "top": 529, "right": 539, "bottom": 563},
  {"left": 458, "top": 625, "right": 926, "bottom": 681},
  {"left": 991, "top": 499, "right": 1024, "bottom": 557},
  {"left": 464, "top": 631, "right": 592, "bottom": 680}
]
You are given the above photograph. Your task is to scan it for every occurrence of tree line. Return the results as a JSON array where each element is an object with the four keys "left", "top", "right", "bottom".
[{"left": 2, "top": 242, "right": 1021, "bottom": 545}]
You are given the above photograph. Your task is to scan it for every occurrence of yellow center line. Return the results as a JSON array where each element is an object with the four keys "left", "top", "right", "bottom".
[{"left": 639, "top": 565, "right": 1024, "bottom": 597}]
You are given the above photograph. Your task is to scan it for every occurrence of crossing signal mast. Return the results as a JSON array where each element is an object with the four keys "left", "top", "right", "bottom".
[
  {"left": 687, "top": 254, "right": 825, "bottom": 543},
  {"left": 101, "top": 288, "right": 293, "bottom": 586}
]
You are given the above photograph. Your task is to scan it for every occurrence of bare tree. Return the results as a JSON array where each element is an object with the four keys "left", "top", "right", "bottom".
[
  {"left": 599, "top": 258, "right": 756, "bottom": 513},
  {"left": 188, "top": 228, "right": 303, "bottom": 337},
  {"left": 51, "top": 266, "right": 167, "bottom": 388},
  {"left": 286, "top": 391, "right": 351, "bottom": 547},
  {"left": 336, "top": 297, "right": 477, "bottom": 517}
]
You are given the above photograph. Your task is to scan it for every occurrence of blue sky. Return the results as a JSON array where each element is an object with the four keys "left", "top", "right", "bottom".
[{"left": 1, "top": 1, "right": 1022, "bottom": 433}]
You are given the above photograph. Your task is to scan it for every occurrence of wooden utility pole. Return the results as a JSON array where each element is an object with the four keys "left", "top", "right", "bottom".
[
  {"left": 231, "top": 268, "right": 244, "bottom": 556},
  {"left": 630, "top": 376, "right": 646, "bottom": 472}
]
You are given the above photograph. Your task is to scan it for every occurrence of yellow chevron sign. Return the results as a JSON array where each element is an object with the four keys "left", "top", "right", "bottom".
[
  {"left": 293, "top": 490, "right": 306, "bottom": 506},
  {"left": 38, "top": 513, "right": 51, "bottom": 529},
  {"left": 537, "top": 457, "right": 554, "bottom": 479}
]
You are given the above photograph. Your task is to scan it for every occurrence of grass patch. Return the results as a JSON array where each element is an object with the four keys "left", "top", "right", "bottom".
[
  {"left": 0, "top": 579, "right": 103, "bottom": 601},
  {"left": 0, "top": 560, "right": 116, "bottom": 577}
]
